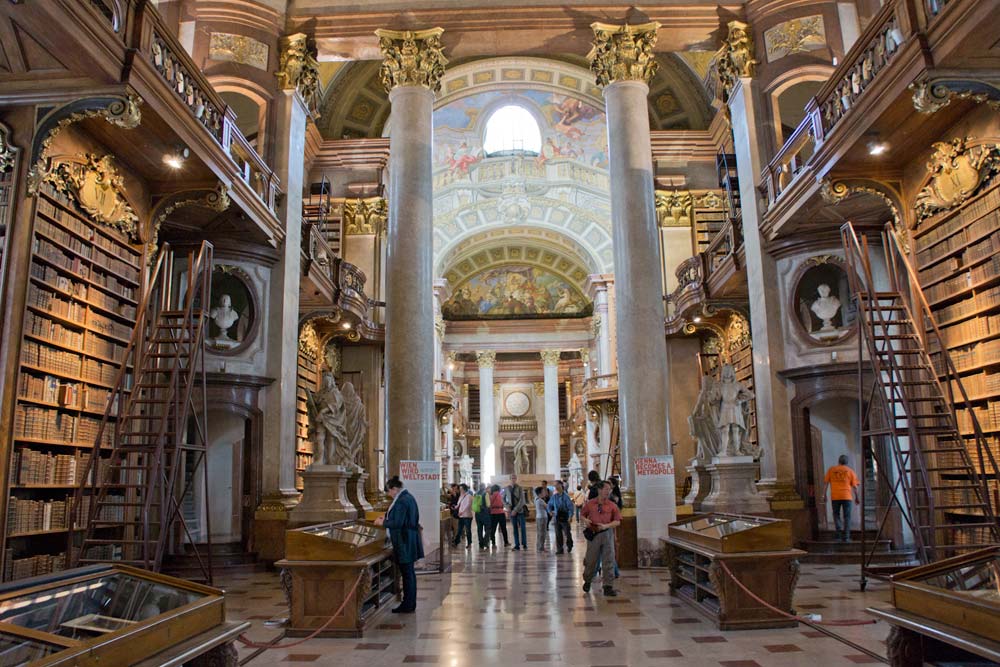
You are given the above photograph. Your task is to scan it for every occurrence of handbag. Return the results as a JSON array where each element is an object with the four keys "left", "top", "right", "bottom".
[{"left": 583, "top": 527, "right": 596, "bottom": 541}]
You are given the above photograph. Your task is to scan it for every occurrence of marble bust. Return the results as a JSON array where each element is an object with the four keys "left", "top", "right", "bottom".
[
  {"left": 210, "top": 294, "right": 240, "bottom": 347},
  {"left": 810, "top": 283, "right": 841, "bottom": 332}
]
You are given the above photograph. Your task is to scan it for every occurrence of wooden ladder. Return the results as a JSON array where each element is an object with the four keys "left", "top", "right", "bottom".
[
  {"left": 841, "top": 223, "right": 999, "bottom": 574},
  {"left": 69, "top": 242, "right": 214, "bottom": 581}
]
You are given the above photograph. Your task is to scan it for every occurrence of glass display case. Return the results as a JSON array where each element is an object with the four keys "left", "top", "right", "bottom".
[
  {"left": 285, "top": 520, "right": 389, "bottom": 561},
  {"left": 0, "top": 564, "right": 227, "bottom": 666},
  {"left": 667, "top": 513, "right": 792, "bottom": 553},
  {"left": 889, "top": 546, "right": 1000, "bottom": 640}
]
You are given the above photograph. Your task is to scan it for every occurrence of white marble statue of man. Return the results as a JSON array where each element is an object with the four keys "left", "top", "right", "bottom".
[
  {"left": 341, "top": 381, "right": 367, "bottom": 472},
  {"left": 810, "top": 283, "right": 842, "bottom": 331},
  {"left": 689, "top": 374, "right": 722, "bottom": 464},
  {"left": 306, "top": 372, "right": 347, "bottom": 467},
  {"left": 715, "top": 364, "right": 755, "bottom": 457},
  {"left": 210, "top": 294, "right": 240, "bottom": 345},
  {"left": 512, "top": 436, "right": 529, "bottom": 475},
  {"left": 567, "top": 451, "right": 584, "bottom": 490},
  {"left": 459, "top": 454, "right": 474, "bottom": 488}
]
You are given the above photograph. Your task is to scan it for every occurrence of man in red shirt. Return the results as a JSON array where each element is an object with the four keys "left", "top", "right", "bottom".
[
  {"left": 580, "top": 480, "right": 622, "bottom": 596},
  {"left": 821, "top": 454, "right": 860, "bottom": 542}
]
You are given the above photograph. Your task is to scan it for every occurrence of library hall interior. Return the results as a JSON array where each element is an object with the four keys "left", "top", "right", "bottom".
[{"left": 1, "top": 0, "right": 1000, "bottom": 665}]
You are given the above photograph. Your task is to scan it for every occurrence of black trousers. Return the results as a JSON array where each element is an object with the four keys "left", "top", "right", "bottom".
[
  {"left": 490, "top": 513, "right": 509, "bottom": 546},
  {"left": 398, "top": 561, "right": 417, "bottom": 611},
  {"left": 454, "top": 517, "right": 473, "bottom": 546},
  {"left": 476, "top": 514, "right": 491, "bottom": 547},
  {"left": 554, "top": 517, "right": 574, "bottom": 552}
]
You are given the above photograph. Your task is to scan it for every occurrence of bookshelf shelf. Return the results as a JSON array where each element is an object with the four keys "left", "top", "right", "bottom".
[{"left": 2, "top": 184, "right": 142, "bottom": 582}]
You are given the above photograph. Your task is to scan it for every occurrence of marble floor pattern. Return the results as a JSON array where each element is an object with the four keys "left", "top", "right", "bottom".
[{"left": 220, "top": 528, "right": 891, "bottom": 667}]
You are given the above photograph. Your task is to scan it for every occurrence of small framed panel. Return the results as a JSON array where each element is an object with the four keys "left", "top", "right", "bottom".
[
  {"left": 790, "top": 255, "right": 856, "bottom": 346},
  {"left": 207, "top": 264, "right": 258, "bottom": 355}
]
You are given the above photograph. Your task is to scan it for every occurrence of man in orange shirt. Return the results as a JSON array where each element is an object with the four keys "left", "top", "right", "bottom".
[{"left": 821, "top": 454, "right": 860, "bottom": 542}]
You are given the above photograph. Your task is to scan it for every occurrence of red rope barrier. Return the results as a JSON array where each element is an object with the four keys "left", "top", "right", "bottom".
[
  {"left": 236, "top": 570, "right": 368, "bottom": 650},
  {"left": 717, "top": 559, "right": 877, "bottom": 627}
]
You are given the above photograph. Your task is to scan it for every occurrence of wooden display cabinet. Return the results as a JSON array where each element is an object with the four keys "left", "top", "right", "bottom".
[
  {"left": 663, "top": 513, "right": 804, "bottom": 630},
  {"left": 0, "top": 564, "right": 245, "bottom": 666},
  {"left": 278, "top": 520, "right": 398, "bottom": 638},
  {"left": 866, "top": 546, "right": 1000, "bottom": 666}
]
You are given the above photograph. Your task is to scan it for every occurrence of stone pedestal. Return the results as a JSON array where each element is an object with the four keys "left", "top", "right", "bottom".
[
  {"left": 347, "top": 472, "right": 373, "bottom": 514},
  {"left": 683, "top": 462, "right": 712, "bottom": 510},
  {"left": 288, "top": 466, "right": 358, "bottom": 527},
  {"left": 701, "top": 456, "right": 769, "bottom": 514}
]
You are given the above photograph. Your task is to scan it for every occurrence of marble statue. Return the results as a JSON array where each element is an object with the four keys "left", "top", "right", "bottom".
[
  {"left": 342, "top": 381, "right": 367, "bottom": 472},
  {"left": 716, "top": 364, "right": 756, "bottom": 457},
  {"left": 689, "top": 374, "right": 723, "bottom": 464},
  {"left": 459, "top": 454, "right": 474, "bottom": 488},
  {"left": 306, "top": 372, "right": 348, "bottom": 467},
  {"left": 810, "top": 283, "right": 842, "bottom": 332},
  {"left": 567, "top": 451, "right": 584, "bottom": 490},
  {"left": 512, "top": 436, "right": 529, "bottom": 475},
  {"left": 210, "top": 294, "right": 240, "bottom": 347}
]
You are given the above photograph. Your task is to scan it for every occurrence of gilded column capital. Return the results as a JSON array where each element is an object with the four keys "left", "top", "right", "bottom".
[
  {"left": 343, "top": 197, "right": 387, "bottom": 235},
  {"left": 446, "top": 351, "right": 458, "bottom": 365},
  {"left": 587, "top": 22, "right": 660, "bottom": 88},
  {"left": 540, "top": 350, "right": 562, "bottom": 367},
  {"left": 434, "top": 314, "right": 447, "bottom": 338},
  {"left": 375, "top": 28, "right": 448, "bottom": 93},
  {"left": 714, "top": 20, "right": 757, "bottom": 100},
  {"left": 476, "top": 350, "right": 496, "bottom": 369},
  {"left": 277, "top": 33, "right": 320, "bottom": 114},
  {"left": 579, "top": 348, "right": 590, "bottom": 364}
]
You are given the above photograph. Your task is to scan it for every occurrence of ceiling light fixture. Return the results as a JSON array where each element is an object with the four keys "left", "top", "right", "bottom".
[
  {"left": 342, "top": 322, "right": 352, "bottom": 329},
  {"left": 867, "top": 140, "right": 889, "bottom": 156},
  {"left": 693, "top": 316, "right": 702, "bottom": 323},
  {"left": 163, "top": 146, "right": 190, "bottom": 170}
]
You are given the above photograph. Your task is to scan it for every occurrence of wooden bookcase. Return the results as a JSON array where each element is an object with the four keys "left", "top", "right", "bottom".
[
  {"left": 2, "top": 184, "right": 142, "bottom": 581},
  {"left": 914, "top": 181, "right": 1000, "bottom": 538},
  {"left": 295, "top": 345, "right": 320, "bottom": 491}
]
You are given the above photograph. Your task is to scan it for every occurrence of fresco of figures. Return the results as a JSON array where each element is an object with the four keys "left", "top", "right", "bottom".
[
  {"left": 434, "top": 89, "right": 609, "bottom": 177},
  {"left": 442, "top": 265, "right": 593, "bottom": 320}
]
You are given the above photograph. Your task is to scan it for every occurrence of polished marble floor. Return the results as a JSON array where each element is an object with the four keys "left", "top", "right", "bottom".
[{"left": 221, "top": 527, "right": 891, "bottom": 666}]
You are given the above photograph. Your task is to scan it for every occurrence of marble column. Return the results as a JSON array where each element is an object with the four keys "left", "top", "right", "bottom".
[
  {"left": 720, "top": 23, "right": 796, "bottom": 498},
  {"left": 589, "top": 22, "right": 671, "bottom": 489},
  {"left": 377, "top": 28, "right": 447, "bottom": 472},
  {"left": 261, "top": 88, "right": 309, "bottom": 506},
  {"left": 587, "top": 277, "right": 613, "bottom": 375},
  {"left": 445, "top": 353, "right": 455, "bottom": 483},
  {"left": 541, "top": 350, "right": 562, "bottom": 476},
  {"left": 477, "top": 350, "right": 497, "bottom": 482},
  {"left": 599, "top": 408, "right": 613, "bottom": 479},
  {"left": 581, "top": 349, "right": 600, "bottom": 474}
]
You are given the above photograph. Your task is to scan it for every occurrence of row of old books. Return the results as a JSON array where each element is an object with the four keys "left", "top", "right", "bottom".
[
  {"left": 34, "top": 217, "right": 93, "bottom": 261},
  {"left": 936, "top": 313, "right": 1000, "bottom": 349},
  {"left": 25, "top": 311, "right": 85, "bottom": 349},
  {"left": 88, "top": 285, "right": 138, "bottom": 320},
  {"left": 32, "top": 236, "right": 87, "bottom": 278},
  {"left": 21, "top": 339, "right": 81, "bottom": 377},
  {"left": 27, "top": 283, "right": 85, "bottom": 324},
  {"left": 12, "top": 405, "right": 112, "bottom": 447},
  {"left": 18, "top": 373, "right": 77, "bottom": 407},
  {"left": 88, "top": 310, "right": 132, "bottom": 342},
  {"left": 3, "top": 550, "right": 66, "bottom": 582},
  {"left": 4, "top": 494, "right": 88, "bottom": 535},
  {"left": 935, "top": 284, "right": 1000, "bottom": 326},
  {"left": 8, "top": 449, "right": 98, "bottom": 486},
  {"left": 29, "top": 259, "right": 87, "bottom": 299},
  {"left": 84, "top": 331, "right": 126, "bottom": 363},
  {"left": 38, "top": 186, "right": 139, "bottom": 267}
]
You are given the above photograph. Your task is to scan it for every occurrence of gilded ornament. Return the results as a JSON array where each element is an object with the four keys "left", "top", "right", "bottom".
[
  {"left": 209, "top": 32, "right": 268, "bottom": 71},
  {"left": 375, "top": 28, "right": 448, "bottom": 93},
  {"left": 579, "top": 348, "right": 590, "bottom": 364},
  {"left": 726, "top": 312, "right": 751, "bottom": 353},
  {"left": 40, "top": 154, "right": 138, "bottom": 238},
  {"left": 533, "top": 381, "right": 545, "bottom": 397},
  {"left": 476, "top": 349, "right": 496, "bottom": 368},
  {"left": 820, "top": 178, "right": 908, "bottom": 252},
  {"left": 655, "top": 190, "right": 693, "bottom": 227},
  {"left": 0, "top": 124, "right": 17, "bottom": 173},
  {"left": 277, "top": 33, "right": 320, "bottom": 114},
  {"left": 915, "top": 137, "right": 1000, "bottom": 220},
  {"left": 714, "top": 21, "right": 757, "bottom": 100},
  {"left": 343, "top": 197, "right": 387, "bottom": 235},
  {"left": 910, "top": 81, "right": 1000, "bottom": 115},
  {"left": 434, "top": 314, "right": 446, "bottom": 338},
  {"left": 540, "top": 349, "right": 562, "bottom": 366},
  {"left": 590, "top": 314, "right": 602, "bottom": 337},
  {"left": 697, "top": 190, "right": 724, "bottom": 209},
  {"left": 587, "top": 22, "right": 660, "bottom": 88},
  {"left": 298, "top": 321, "right": 321, "bottom": 359},
  {"left": 764, "top": 16, "right": 826, "bottom": 63}
]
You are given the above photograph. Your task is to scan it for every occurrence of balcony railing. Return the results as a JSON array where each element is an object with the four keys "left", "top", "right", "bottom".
[
  {"left": 761, "top": 0, "right": 922, "bottom": 209},
  {"left": 135, "top": 2, "right": 279, "bottom": 215},
  {"left": 499, "top": 417, "right": 538, "bottom": 433}
]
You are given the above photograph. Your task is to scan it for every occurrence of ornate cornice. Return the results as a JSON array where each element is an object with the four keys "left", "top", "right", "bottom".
[
  {"left": 910, "top": 78, "right": 1000, "bottom": 114},
  {"left": 149, "top": 182, "right": 230, "bottom": 245},
  {"left": 540, "top": 350, "right": 562, "bottom": 367},
  {"left": 375, "top": 28, "right": 447, "bottom": 93},
  {"left": 476, "top": 349, "right": 496, "bottom": 369},
  {"left": 37, "top": 154, "right": 138, "bottom": 239},
  {"left": 277, "top": 33, "right": 320, "bottom": 115},
  {"left": 587, "top": 22, "right": 659, "bottom": 88},
  {"left": 914, "top": 138, "right": 1000, "bottom": 221},
  {"left": 713, "top": 20, "right": 757, "bottom": 100}
]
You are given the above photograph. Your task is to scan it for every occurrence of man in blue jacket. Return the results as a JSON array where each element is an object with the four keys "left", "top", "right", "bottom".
[
  {"left": 375, "top": 476, "right": 423, "bottom": 613},
  {"left": 547, "top": 480, "right": 574, "bottom": 554}
]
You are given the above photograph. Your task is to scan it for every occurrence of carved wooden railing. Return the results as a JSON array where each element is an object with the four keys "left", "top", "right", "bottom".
[
  {"left": 499, "top": 417, "right": 538, "bottom": 432},
  {"left": 467, "top": 420, "right": 481, "bottom": 435},
  {"left": 761, "top": 0, "right": 923, "bottom": 208},
  {"left": 582, "top": 374, "right": 619, "bottom": 409},
  {"left": 337, "top": 259, "right": 366, "bottom": 297},
  {"left": 136, "top": 3, "right": 279, "bottom": 214},
  {"left": 664, "top": 256, "right": 705, "bottom": 324},
  {"left": 302, "top": 221, "right": 336, "bottom": 284}
]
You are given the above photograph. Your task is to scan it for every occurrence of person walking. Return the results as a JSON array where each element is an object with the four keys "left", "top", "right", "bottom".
[
  {"left": 489, "top": 484, "right": 509, "bottom": 548},
  {"left": 571, "top": 484, "right": 586, "bottom": 523},
  {"left": 821, "top": 454, "right": 861, "bottom": 542},
  {"left": 547, "top": 480, "right": 574, "bottom": 554},
  {"left": 452, "top": 484, "right": 474, "bottom": 549},
  {"left": 506, "top": 474, "right": 529, "bottom": 551},
  {"left": 473, "top": 483, "right": 491, "bottom": 550},
  {"left": 375, "top": 476, "right": 423, "bottom": 613},
  {"left": 533, "top": 487, "right": 549, "bottom": 551},
  {"left": 581, "top": 481, "right": 622, "bottom": 597},
  {"left": 446, "top": 483, "right": 460, "bottom": 544},
  {"left": 586, "top": 470, "right": 602, "bottom": 500}
]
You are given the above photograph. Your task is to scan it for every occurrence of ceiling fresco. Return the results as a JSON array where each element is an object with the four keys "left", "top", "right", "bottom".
[{"left": 442, "top": 264, "right": 592, "bottom": 321}]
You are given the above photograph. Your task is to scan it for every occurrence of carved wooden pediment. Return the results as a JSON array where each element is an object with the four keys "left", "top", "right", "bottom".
[
  {"left": 41, "top": 153, "right": 138, "bottom": 238},
  {"left": 915, "top": 137, "right": 1000, "bottom": 220}
]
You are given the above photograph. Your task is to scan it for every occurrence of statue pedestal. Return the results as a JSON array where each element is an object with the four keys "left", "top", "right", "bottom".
[
  {"left": 701, "top": 456, "right": 770, "bottom": 514},
  {"left": 683, "top": 462, "right": 712, "bottom": 511},
  {"left": 288, "top": 466, "right": 358, "bottom": 527},
  {"left": 347, "top": 472, "right": 373, "bottom": 514}
]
